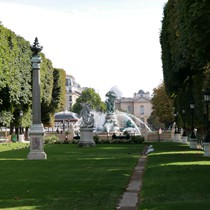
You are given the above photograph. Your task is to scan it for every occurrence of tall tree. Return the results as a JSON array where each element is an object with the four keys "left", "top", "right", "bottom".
[
  {"left": 160, "top": 0, "right": 210, "bottom": 93},
  {"left": 72, "top": 88, "right": 106, "bottom": 115},
  {"left": 51, "top": 68, "right": 66, "bottom": 112},
  {"left": 0, "top": 23, "right": 68, "bottom": 130},
  {"left": 150, "top": 84, "right": 174, "bottom": 128},
  {"left": 0, "top": 24, "right": 32, "bottom": 130},
  {"left": 160, "top": 0, "right": 210, "bottom": 129},
  {"left": 39, "top": 54, "right": 54, "bottom": 127}
]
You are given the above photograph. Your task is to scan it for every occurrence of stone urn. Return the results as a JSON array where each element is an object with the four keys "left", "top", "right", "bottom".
[
  {"left": 189, "top": 138, "right": 198, "bottom": 149},
  {"left": 181, "top": 135, "right": 188, "bottom": 144},
  {"left": 173, "top": 133, "right": 181, "bottom": 142},
  {"left": 203, "top": 142, "right": 210, "bottom": 157}
]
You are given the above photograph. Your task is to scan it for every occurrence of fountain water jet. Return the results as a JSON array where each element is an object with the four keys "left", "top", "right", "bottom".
[
  {"left": 73, "top": 110, "right": 151, "bottom": 136},
  {"left": 73, "top": 91, "right": 152, "bottom": 138}
]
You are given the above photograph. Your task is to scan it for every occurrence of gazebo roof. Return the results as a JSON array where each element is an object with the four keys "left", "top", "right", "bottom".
[{"left": 54, "top": 111, "right": 79, "bottom": 122}]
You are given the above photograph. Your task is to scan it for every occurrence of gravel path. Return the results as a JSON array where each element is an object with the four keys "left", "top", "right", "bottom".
[{"left": 116, "top": 146, "right": 148, "bottom": 210}]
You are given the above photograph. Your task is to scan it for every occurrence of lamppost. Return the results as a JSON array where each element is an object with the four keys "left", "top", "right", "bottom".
[
  {"left": 181, "top": 109, "right": 188, "bottom": 144},
  {"left": 190, "top": 103, "right": 196, "bottom": 139},
  {"left": 28, "top": 37, "right": 47, "bottom": 160},
  {"left": 182, "top": 109, "right": 186, "bottom": 136},
  {"left": 173, "top": 111, "right": 181, "bottom": 142},
  {"left": 63, "top": 110, "right": 66, "bottom": 134},
  {"left": 204, "top": 93, "right": 210, "bottom": 142},
  {"left": 19, "top": 110, "right": 23, "bottom": 141},
  {"left": 174, "top": 112, "right": 178, "bottom": 134}
]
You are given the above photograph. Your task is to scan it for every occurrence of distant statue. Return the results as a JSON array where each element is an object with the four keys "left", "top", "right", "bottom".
[
  {"left": 87, "top": 113, "right": 94, "bottom": 128},
  {"left": 105, "top": 91, "right": 117, "bottom": 113},
  {"left": 80, "top": 103, "right": 94, "bottom": 128},
  {"left": 126, "top": 120, "right": 134, "bottom": 128}
]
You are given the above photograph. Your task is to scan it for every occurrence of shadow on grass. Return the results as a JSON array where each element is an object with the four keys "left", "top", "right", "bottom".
[
  {"left": 0, "top": 143, "right": 144, "bottom": 210},
  {"left": 139, "top": 142, "right": 210, "bottom": 210}
]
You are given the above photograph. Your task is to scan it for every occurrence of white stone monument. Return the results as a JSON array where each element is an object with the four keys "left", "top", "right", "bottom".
[
  {"left": 28, "top": 38, "right": 47, "bottom": 160},
  {"left": 78, "top": 103, "right": 95, "bottom": 147}
]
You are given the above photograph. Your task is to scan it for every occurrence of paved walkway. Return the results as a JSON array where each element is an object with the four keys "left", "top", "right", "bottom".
[{"left": 116, "top": 146, "right": 148, "bottom": 210}]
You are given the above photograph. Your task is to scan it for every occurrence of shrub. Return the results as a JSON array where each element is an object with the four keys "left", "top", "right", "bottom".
[
  {"left": 63, "top": 139, "right": 72, "bottom": 144},
  {"left": 44, "top": 135, "right": 59, "bottom": 144},
  {"left": 130, "top": 135, "right": 144, "bottom": 144},
  {"left": 54, "top": 140, "right": 64, "bottom": 144},
  {"left": 71, "top": 139, "right": 79, "bottom": 144},
  {"left": 93, "top": 135, "right": 100, "bottom": 144}
]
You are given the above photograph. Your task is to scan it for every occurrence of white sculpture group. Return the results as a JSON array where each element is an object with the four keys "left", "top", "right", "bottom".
[
  {"left": 80, "top": 103, "right": 94, "bottom": 128},
  {"left": 78, "top": 103, "right": 95, "bottom": 147}
]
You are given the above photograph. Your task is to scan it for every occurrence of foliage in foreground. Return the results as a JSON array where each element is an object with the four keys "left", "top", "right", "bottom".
[
  {"left": 44, "top": 134, "right": 145, "bottom": 145},
  {"left": 0, "top": 143, "right": 143, "bottom": 210},
  {"left": 139, "top": 142, "right": 210, "bottom": 210},
  {"left": 160, "top": 0, "right": 210, "bottom": 130}
]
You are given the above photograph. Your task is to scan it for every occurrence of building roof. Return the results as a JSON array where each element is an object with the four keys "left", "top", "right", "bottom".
[
  {"left": 138, "top": 89, "right": 145, "bottom": 94},
  {"left": 54, "top": 111, "right": 79, "bottom": 122}
]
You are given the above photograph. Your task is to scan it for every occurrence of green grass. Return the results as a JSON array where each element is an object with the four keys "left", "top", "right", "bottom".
[
  {"left": 0, "top": 143, "right": 144, "bottom": 210},
  {"left": 139, "top": 142, "right": 210, "bottom": 210}
]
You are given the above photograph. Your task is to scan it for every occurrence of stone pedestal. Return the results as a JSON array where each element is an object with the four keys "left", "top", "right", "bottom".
[
  {"left": 203, "top": 143, "right": 210, "bottom": 157},
  {"left": 28, "top": 124, "right": 47, "bottom": 160},
  {"left": 173, "top": 133, "right": 181, "bottom": 142},
  {"left": 19, "top": 134, "right": 25, "bottom": 142},
  {"left": 189, "top": 138, "right": 198, "bottom": 149},
  {"left": 78, "top": 128, "right": 95, "bottom": 147},
  {"left": 181, "top": 136, "right": 188, "bottom": 144}
]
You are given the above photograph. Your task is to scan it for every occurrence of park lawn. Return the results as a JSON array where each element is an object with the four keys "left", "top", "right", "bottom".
[
  {"left": 0, "top": 143, "right": 144, "bottom": 210},
  {"left": 139, "top": 142, "right": 210, "bottom": 210}
]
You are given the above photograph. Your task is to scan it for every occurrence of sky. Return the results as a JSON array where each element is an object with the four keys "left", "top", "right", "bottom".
[{"left": 0, "top": 0, "right": 167, "bottom": 100}]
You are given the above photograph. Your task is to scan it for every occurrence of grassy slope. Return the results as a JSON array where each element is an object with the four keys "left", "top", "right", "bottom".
[
  {"left": 139, "top": 142, "right": 210, "bottom": 210},
  {"left": 0, "top": 143, "right": 143, "bottom": 210}
]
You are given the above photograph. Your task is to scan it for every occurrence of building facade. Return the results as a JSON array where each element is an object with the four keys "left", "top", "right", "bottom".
[
  {"left": 115, "top": 90, "right": 152, "bottom": 125},
  {"left": 65, "top": 75, "right": 83, "bottom": 110}
]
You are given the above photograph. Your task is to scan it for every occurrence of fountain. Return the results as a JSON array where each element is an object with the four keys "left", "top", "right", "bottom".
[{"left": 73, "top": 91, "right": 152, "bottom": 139}]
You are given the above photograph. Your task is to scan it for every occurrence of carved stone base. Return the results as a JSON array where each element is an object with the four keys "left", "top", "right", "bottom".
[
  {"left": 189, "top": 138, "right": 198, "bottom": 149},
  {"left": 28, "top": 124, "right": 47, "bottom": 160},
  {"left": 173, "top": 133, "right": 181, "bottom": 142},
  {"left": 181, "top": 136, "right": 188, "bottom": 144},
  {"left": 28, "top": 150, "right": 47, "bottom": 160},
  {"left": 78, "top": 128, "right": 95, "bottom": 147},
  {"left": 203, "top": 143, "right": 210, "bottom": 157}
]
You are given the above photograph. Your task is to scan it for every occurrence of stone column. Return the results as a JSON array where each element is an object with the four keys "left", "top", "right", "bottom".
[{"left": 28, "top": 37, "right": 47, "bottom": 160}]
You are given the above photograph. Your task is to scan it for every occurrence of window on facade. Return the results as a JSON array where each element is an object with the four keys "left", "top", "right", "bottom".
[
  {"left": 69, "top": 96, "right": 72, "bottom": 102},
  {"left": 127, "top": 105, "right": 133, "bottom": 113},
  {"left": 140, "top": 105, "right": 144, "bottom": 115},
  {"left": 66, "top": 79, "right": 70, "bottom": 86}
]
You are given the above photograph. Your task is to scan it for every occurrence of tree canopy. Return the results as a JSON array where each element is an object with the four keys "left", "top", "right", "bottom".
[
  {"left": 160, "top": 0, "right": 210, "bottom": 94},
  {"left": 160, "top": 0, "right": 210, "bottom": 129},
  {"left": 0, "top": 24, "right": 32, "bottom": 128},
  {"left": 71, "top": 88, "right": 106, "bottom": 115},
  {"left": 0, "top": 23, "right": 67, "bottom": 130},
  {"left": 149, "top": 84, "right": 174, "bottom": 129}
]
